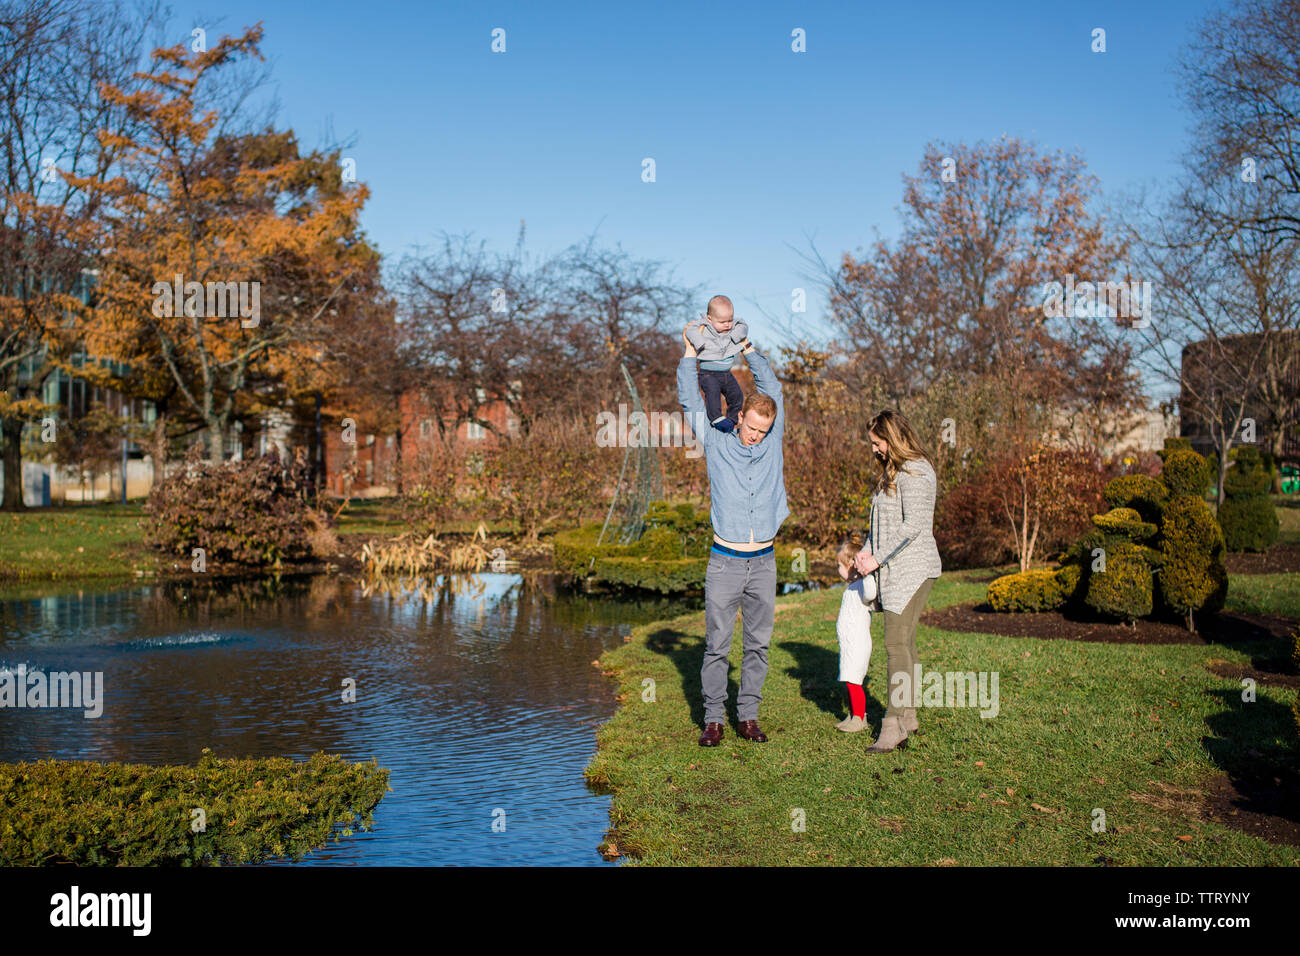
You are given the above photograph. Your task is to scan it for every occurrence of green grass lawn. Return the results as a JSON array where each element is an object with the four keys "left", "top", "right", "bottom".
[
  {"left": 0, "top": 502, "right": 157, "bottom": 579},
  {"left": 1274, "top": 495, "right": 1300, "bottom": 546},
  {"left": 587, "top": 570, "right": 1300, "bottom": 866},
  {"left": 1226, "top": 573, "right": 1300, "bottom": 619}
]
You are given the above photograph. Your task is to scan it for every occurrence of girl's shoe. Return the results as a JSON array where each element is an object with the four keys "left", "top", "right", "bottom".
[{"left": 835, "top": 715, "right": 867, "bottom": 733}]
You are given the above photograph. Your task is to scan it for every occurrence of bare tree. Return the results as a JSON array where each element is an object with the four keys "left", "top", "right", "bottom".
[
  {"left": 792, "top": 137, "right": 1142, "bottom": 471},
  {"left": 1179, "top": 0, "right": 1300, "bottom": 247},
  {"left": 0, "top": 0, "right": 162, "bottom": 508},
  {"left": 396, "top": 226, "right": 690, "bottom": 442},
  {"left": 1126, "top": 176, "right": 1300, "bottom": 504}
]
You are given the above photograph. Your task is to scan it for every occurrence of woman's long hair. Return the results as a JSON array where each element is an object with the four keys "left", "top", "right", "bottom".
[{"left": 867, "top": 409, "right": 933, "bottom": 496}]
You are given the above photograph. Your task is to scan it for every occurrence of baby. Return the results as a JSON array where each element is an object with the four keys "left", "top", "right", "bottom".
[
  {"left": 685, "top": 303, "right": 749, "bottom": 432},
  {"left": 835, "top": 531, "right": 878, "bottom": 733}
]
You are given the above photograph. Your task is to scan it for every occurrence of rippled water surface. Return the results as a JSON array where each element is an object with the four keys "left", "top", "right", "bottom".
[{"left": 0, "top": 574, "right": 699, "bottom": 865}]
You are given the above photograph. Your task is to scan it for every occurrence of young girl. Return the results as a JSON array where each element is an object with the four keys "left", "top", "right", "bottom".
[{"left": 835, "top": 530, "right": 877, "bottom": 732}]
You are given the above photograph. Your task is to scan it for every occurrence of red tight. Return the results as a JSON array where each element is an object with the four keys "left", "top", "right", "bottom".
[{"left": 846, "top": 682, "right": 866, "bottom": 719}]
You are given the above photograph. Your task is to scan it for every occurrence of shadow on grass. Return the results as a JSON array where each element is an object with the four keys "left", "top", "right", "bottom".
[
  {"left": 781, "top": 641, "right": 884, "bottom": 725},
  {"left": 645, "top": 627, "right": 737, "bottom": 733},
  {"left": 1201, "top": 688, "right": 1300, "bottom": 811}
]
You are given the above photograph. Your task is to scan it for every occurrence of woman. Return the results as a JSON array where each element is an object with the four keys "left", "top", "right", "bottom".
[{"left": 853, "top": 409, "right": 942, "bottom": 753}]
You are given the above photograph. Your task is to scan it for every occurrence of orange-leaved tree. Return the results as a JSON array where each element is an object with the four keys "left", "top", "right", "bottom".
[{"left": 76, "top": 24, "right": 379, "bottom": 463}]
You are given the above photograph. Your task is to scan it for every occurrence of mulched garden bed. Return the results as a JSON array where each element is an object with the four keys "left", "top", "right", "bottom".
[
  {"left": 1203, "top": 769, "right": 1300, "bottom": 848},
  {"left": 1225, "top": 543, "right": 1300, "bottom": 575},
  {"left": 922, "top": 601, "right": 1296, "bottom": 648}
]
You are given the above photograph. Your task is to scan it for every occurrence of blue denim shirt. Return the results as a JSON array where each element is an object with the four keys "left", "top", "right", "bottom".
[{"left": 677, "top": 348, "right": 790, "bottom": 543}]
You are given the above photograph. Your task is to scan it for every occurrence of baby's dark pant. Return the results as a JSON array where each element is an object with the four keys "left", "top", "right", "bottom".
[{"left": 699, "top": 367, "right": 743, "bottom": 425}]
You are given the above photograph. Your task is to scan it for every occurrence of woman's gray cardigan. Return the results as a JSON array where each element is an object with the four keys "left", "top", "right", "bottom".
[{"left": 868, "top": 457, "right": 942, "bottom": 613}]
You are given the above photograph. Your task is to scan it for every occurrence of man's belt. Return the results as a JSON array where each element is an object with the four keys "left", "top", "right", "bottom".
[{"left": 710, "top": 542, "right": 775, "bottom": 558}]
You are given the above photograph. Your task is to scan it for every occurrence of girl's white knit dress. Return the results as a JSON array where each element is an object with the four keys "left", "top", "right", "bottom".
[{"left": 837, "top": 572, "right": 877, "bottom": 684}]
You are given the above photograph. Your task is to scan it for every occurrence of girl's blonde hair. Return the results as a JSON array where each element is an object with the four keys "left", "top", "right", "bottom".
[
  {"left": 836, "top": 529, "right": 867, "bottom": 582},
  {"left": 867, "top": 409, "right": 932, "bottom": 496}
]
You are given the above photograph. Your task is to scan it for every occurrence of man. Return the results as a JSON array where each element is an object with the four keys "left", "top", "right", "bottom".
[{"left": 677, "top": 294, "right": 789, "bottom": 747}]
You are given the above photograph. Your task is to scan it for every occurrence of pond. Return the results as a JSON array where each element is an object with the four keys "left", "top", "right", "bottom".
[{"left": 0, "top": 573, "right": 702, "bottom": 865}]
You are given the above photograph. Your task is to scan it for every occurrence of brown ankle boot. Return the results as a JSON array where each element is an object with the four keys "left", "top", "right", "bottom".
[
  {"left": 903, "top": 707, "right": 918, "bottom": 734},
  {"left": 865, "top": 716, "right": 909, "bottom": 753}
]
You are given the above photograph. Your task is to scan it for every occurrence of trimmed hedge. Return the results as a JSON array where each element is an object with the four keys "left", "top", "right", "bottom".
[
  {"left": 0, "top": 750, "right": 389, "bottom": 866},
  {"left": 1102, "top": 475, "right": 1167, "bottom": 524},
  {"left": 555, "top": 501, "right": 808, "bottom": 593},
  {"left": 1160, "top": 450, "right": 1228, "bottom": 630},
  {"left": 1091, "top": 507, "right": 1157, "bottom": 540},
  {"left": 990, "top": 445, "right": 1229, "bottom": 631},
  {"left": 1083, "top": 541, "right": 1154, "bottom": 622},
  {"left": 1219, "top": 445, "right": 1279, "bottom": 552},
  {"left": 1161, "top": 447, "right": 1213, "bottom": 497},
  {"left": 987, "top": 568, "right": 1065, "bottom": 613}
]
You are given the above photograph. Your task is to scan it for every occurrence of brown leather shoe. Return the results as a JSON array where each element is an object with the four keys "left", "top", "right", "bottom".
[
  {"left": 698, "top": 722, "right": 724, "bottom": 746},
  {"left": 737, "top": 719, "right": 768, "bottom": 742}
]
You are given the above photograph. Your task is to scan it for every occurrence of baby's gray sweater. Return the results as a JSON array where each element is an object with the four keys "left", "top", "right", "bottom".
[{"left": 687, "top": 319, "right": 749, "bottom": 369}]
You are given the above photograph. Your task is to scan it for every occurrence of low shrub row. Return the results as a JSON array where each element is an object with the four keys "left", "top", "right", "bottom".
[
  {"left": 0, "top": 750, "right": 389, "bottom": 865},
  {"left": 555, "top": 501, "right": 808, "bottom": 593}
]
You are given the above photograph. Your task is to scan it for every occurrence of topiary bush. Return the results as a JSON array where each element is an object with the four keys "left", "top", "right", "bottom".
[
  {"left": 1159, "top": 448, "right": 1228, "bottom": 632},
  {"left": 987, "top": 568, "right": 1065, "bottom": 612},
  {"left": 1083, "top": 541, "right": 1155, "bottom": 623},
  {"left": 1157, "top": 437, "right": 1194, "bottom": 462},
  {"left": 988, "top": 442, "right": 1231, "bottom": 632},
  {"left": 1161, "top": 446, "right": 1213, "bottom": 497},
  {"left": 144, "top": 445, "right": 334, "bottom": 569},
  {"left": 1218, "top": 445, "right": 1279, "bottom": 552},
  {"left": 1051, "top": 505, "right": 1161, "bottom": 624},
  {"left": 1102, "top": 474, "right": 1167, "bottom": 525}
]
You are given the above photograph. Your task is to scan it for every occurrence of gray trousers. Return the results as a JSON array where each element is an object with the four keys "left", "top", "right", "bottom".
[{"left": 701, "top": 549, "right": 777, "bottom": 723}]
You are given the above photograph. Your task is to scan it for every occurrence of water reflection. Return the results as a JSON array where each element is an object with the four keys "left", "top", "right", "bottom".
[{"left": 0, "top": 573, "right": 699, "bottom": 866}]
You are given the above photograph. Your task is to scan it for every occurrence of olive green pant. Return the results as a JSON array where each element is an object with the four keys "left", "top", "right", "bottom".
[{"left": 883, "top": 577, "right": 934, "bottom": 718}]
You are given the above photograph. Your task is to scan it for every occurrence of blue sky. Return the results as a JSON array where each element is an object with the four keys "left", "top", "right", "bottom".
[{"left": 168, "top": 0, "right": 1222, "bottom": 345}]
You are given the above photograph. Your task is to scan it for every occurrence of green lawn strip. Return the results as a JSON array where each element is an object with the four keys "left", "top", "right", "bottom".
[
  {"left": 1273, "top": 497, "right": 1300, "bottom": 546},
  {"left": 0, "top": 503, "right": 157, "bottom": 580},
  {"left": 588, "top": 574, "right": 1300, "bottom": 866},
  {"left": 1226, "top": 574, "right": 1300, "bottom": 620}
]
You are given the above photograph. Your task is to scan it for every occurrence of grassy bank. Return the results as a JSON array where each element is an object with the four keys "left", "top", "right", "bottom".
[
  {"left": 0, "top": 503, "right": 158, "bottom": 579},
  {"left": 0, "top": 498, "right": 574, "bottom": 582},
  {"left": 586, "top": 570, "right": 1300, "bottom": 865}
]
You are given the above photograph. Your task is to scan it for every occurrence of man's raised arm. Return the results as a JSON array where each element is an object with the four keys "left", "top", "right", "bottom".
[
  {"left": 678, "top": 324, "right": 715, "bottom": 449},
  {"left": 743, "top": 344, "right": 784, "bottom": 440}
]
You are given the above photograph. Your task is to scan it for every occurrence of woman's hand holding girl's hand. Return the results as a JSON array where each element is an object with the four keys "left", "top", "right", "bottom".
[{"left": 853, "top": 549, "right": 879, "bottom": 575}]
